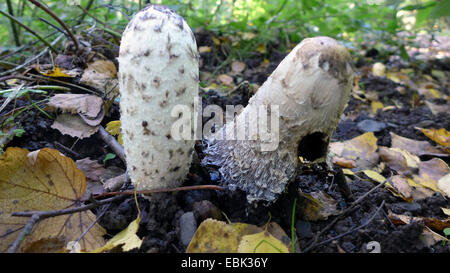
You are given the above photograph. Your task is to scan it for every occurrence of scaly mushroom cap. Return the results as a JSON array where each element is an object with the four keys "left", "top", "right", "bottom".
[
  {"left": 203, "top": 36, "right": 354, "bottom": 203},
  {"left": 118, "top": 5, "right": 199, "bottom": 190}
]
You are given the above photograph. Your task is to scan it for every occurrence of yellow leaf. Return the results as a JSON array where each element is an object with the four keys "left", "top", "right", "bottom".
[
  {"left": 329, "top": 132, "right": 379, "bottom": 169},
  {"left": 199, "top": 46, "right": 212, "bottom": 53},
  {"left": 256, "top": 44, "right": 266, "bottom": 54},
  {"left": 417, "top": 127, "right": 450, "bottom": 148},
  {"left": 41, "top": 65, "right": 75, "bottom": 77},
  {"left": 212, "top": 37, "right": 221, "bottom": 46},
  {"left": 0, "top": 148, "right": 105, "bottom": 252},
  {"left": 343, "top": 168, "right": 355, "bottom": 176},
  {"left": 442, "top": 208, "right": 450, "bottom": 217},
  {"left": 371, "top": 101, "right": 384, "bottom": 114},
  {"left": 237, "top": 231, "right": 289, "bottom": 253},
  {"left": 363, "top": 169, "right": 386, "bottom": 183},
  {"left": 106, "top": 120, "right": 123, "bottom": 145},
  {"left": 91, "top": 216, "right": 142, "bottom": 253},
  {"left": 187, "top": 219, "right": 240, "bottom": 253}
]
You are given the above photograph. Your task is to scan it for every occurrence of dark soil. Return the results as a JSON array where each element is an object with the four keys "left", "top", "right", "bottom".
[{"left": 2, "top": 30, "right": 449, "bottom": 253}]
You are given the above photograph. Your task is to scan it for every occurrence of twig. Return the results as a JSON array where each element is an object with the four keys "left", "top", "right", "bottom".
[
  {"left": 54, "top": 141, "right": 81, "bottom": 159},
  {"left": 7, "top": 214, "right": 40, "bottom": 253},
  {"left": 94, "top": 184, "right": 225, "bottom": 199},
  {"left": 311, "top": 200, "right": 385, "bottom": 250},
  {"left": 303, "top": 179, "right": 388, "bottom": 253},
  {"left": 98, "top": 125, "right": 126, "bottom": 163},
  {"left": 8, "top": 195, "right": 123, "bottom": 253},
  {"left": 6, "top": 0, "right": 21, "bottom": 46},
  {"left": 0, "top": 9, "right": 58, "bottom": 53},
  {"left": 39, "top": 17, "right": 67, "bottom": 37},
  {"left": 28, "top": 0, "right": 79, "bottom": 52}
]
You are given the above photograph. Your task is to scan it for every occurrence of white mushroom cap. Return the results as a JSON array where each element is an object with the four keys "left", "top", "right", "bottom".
[
  {"left": 118, "top": 5, "right": 199, "bottom": 190},
  {"left": 203, "top": 36, "right": 354, "bottom": 203}
]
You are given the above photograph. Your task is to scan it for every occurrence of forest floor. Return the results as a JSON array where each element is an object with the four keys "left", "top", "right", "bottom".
[{"left": 1, "top": 29, "right": 449, "bottom": 253}]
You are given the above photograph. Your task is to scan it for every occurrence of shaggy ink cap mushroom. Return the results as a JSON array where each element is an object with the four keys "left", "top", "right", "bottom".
[
  {"left": 203, "top": 36, "right": 354, "bottom": 203},
  {"left": 118, "top": 5, "right": 199, "bottom": 191}
]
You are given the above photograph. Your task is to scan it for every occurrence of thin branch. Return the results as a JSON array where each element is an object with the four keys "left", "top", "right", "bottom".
[
  {"left": 6, "top": 0, "right": 21, "bottom": 46},
  {"left": 28, "top": 0, "right": 79, "bottom": 52},
  {"left": 94, "top": 184, "right": 225, "bottom": 199},
  {"left": 98, "top": 126, "right": 126, "bottom": 163},
  {"left": 311, "top": 200, "right": 385, "bottom": 250},
  {"left": 7, "top": 214, "right": 40, "bottom": 253},
  {"left": 303, "top": 179, "right": 388, "bottom": 253}
]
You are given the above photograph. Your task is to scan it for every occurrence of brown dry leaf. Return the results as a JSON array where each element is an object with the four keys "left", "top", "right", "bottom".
[
  {"left": 424, "top": 101, "right": 450, "bottom": 116},
  {"left": 438, "top": 174, "right": 450, "bottom": 198},
  {"left": 390, "top": 175, "right": 413, "bottom": 200},
  {"left": 388, "top": 213, "right": 450, "bottom": 231},
  {"left": 297, "top": 191, "right": 341, "bottom": 221},
  {"left": 80, "top": 60, "right": 118, "bottom": 100},
  {"left": 47, "top": 94, "right": 104, "bottom": 120},
  {"left": 231, "top": 61, "right": 246, "bottom": 74},
  {"left": 416, "top": 127, "right": 450, "bottom": 148},
  {"left": 76, "top": 158, "right": 105, "bottom": 182},
  {"left": 412, "top": 158, "right": 449, "bottom": 193},
  {"left": 390, "top": 132, "right": 448, "bottom": 157},
  {"left": 329, "top": 132, "right": 379, "bottom": 169},
  {"left": 218, "top": 74, "right": 234, "bottom": 86},
  {"left": 0, "top": 147, "right": 106, "bottom": 252},
  {"left": 51, "top": 113, "right": 99, "bottom": 138},
  {"left": 421, "top": 227, "right": 449, "bottom": 248},
  {"left": 379, "top": 146, "right": 420, "bottom": 173},
  {"left": 76, "top": 158, "right": 106, "bottom": 199},
  {"left": 417, "top": 82, "right": 443, "bottom": 99}
]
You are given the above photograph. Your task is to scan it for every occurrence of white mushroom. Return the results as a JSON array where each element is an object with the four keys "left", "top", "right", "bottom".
[
  {"left": 203, "top": 36, "right": 354, "bottom": 203},
  {"left": 118, "top": 5, "right": 199, "bottom": 191}
]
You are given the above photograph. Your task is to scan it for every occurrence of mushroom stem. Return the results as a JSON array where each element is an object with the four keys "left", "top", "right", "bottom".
[{"left": 203, "top": 36, "right": 354, "bottom": 203}]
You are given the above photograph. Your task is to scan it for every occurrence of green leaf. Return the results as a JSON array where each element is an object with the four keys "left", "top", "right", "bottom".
[{"left": 103, "top": 153, "right": 116, "bottom": 164}]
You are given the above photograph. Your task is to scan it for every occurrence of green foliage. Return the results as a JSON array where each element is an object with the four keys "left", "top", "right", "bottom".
[{"left": 0, "top": 0, "right": 448, "bottom": 59}]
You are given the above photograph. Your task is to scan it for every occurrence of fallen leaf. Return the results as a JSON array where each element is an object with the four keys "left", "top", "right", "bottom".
[
  {"left": 412, "top": 158, "right": 449, "bottom": 193},
  {"left": 47, "top": 94, "right": 104, "bottom": 120},
  {"left": 198, "top": 46, "right": 212, "bottom": 53},
  {"left": 105, "top": 120, "right": 123, "bottom": 145},
  {"left": 416, "top": 127, "right": 450, "bottom": 148},
  {"left": 390, "top": 132, "right": 448, "bottom": 157},
  {"left": 80, "top": 60, "right": 118, "bottom": 97},
  {"left": 91, "top": 216, "right": 142, "bottom": 252},
  {"left": 51, "top": 113, "right": 99, "bottom": 138},
  {"left": 421, "top": 227, "right": 449, "bottom": 247},
  {"left": 237, "top": 231, "right": 289, "bottom": 253},
  {"left": 218, "top": 74, "right": 234, "bottom": 86},
  {"left": 379, "top": 146, "right": 420, "bottom": 173},
  {"left": 40, "top": 65, "right": 78, "bottom": 78},
  {"left": 438, "top": 174, "right": 450, "bottom": 197},
  {"left": 424, "top": 101, "right": 450, "bottom": 116},
  {"left": 297, "top": 190, "right": 341, "bottom": 221},
  {"left": 187, "top": 219, "right": 240, "bottom": 253},
  {"left": 329, "top": 132, "right": 379, "bottom": 169},
  {"left": 0, "top": 147, "right": 106, "bottom": 252},
  {"left": 231, "top": 61, "right": 246, "bottom": 74}
]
